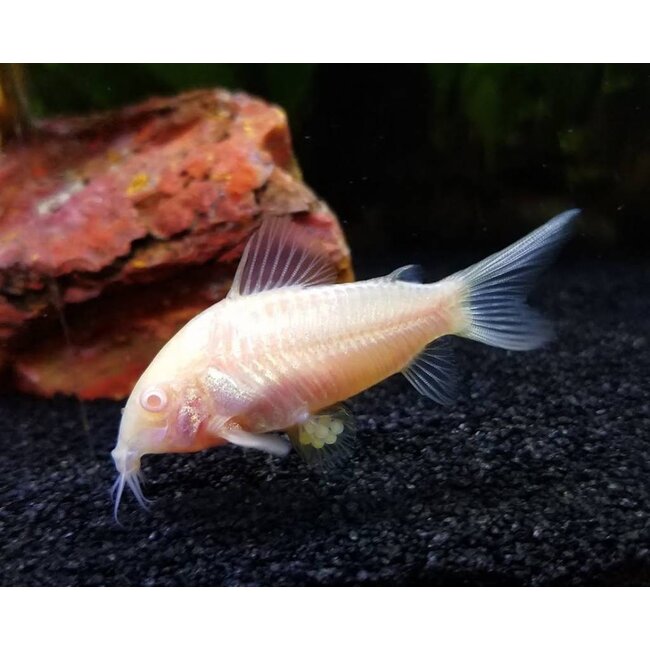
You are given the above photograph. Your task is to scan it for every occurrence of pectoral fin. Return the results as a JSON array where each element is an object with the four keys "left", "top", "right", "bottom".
[
  {"left": 219, "top": 424, "right": 291, "bottom": 457},
  {"left": 288, "top": 405, "right": 356, "bottom": 471}
]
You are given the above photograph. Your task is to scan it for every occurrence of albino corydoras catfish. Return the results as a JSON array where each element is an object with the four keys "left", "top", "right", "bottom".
[{"left": 111, "top": 209, "right": 579, "bottom": 515}]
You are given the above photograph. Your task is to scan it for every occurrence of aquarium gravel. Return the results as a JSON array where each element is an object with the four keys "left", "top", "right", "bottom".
[{"left": 1, "top": 261, "right": 648, "bottom": 586}]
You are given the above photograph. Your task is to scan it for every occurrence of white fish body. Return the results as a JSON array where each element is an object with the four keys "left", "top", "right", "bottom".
[{"left": 111, "top": 210, "right": 579, "bottom": 514}]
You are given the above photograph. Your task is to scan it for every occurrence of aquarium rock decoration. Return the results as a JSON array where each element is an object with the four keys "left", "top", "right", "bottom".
[{"left": 0, "top": 89, "right": 352, "bottom": 399}]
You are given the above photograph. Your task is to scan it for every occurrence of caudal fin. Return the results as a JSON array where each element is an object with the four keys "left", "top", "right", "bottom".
[{"left": 451, "top": 209, "right": 579, "bottom": 351}]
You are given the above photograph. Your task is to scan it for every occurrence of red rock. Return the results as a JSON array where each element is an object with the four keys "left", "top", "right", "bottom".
[{"left": 0, "top": 89, "right": 352, "bottom": 399}]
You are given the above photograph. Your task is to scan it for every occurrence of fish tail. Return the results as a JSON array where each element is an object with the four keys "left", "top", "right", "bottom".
[{"left": 450, "top": 209, "right": 579, "bottom": 350}]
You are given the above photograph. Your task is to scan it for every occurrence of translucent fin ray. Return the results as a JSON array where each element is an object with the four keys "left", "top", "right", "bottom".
[
  {"left": 228, "top": 217, "right": 338, "bottom": 298},
  {"left": 402, "top": 336, "right": 458, "bottom": 406},
  {"left": 288, "top": 404, "right": 356, "bottom": 471},
  {"left": 450, "top": 209, "right": 579, "bottom": 351},
  {"left": 386, "top": 264, "right": 424, "bottom": 283}
]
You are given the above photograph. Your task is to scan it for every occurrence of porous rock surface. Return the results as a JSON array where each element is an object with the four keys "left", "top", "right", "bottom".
[{"left": 0, "top": 89, "right": 351, "bottom": 398}]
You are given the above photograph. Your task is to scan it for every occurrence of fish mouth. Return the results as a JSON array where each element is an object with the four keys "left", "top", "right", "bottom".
[
  {"left": 110, "top": 418, "right": 168, "bottom": 521},
  {"left": 111, "top": 446, "right": 141, "bottom": 475}
]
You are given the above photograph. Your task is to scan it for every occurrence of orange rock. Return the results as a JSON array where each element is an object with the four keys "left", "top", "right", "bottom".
[{"left": 0, "top": 89, "right": 352, "bottom": 399}]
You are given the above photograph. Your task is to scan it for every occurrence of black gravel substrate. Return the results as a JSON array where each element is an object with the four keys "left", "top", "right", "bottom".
[{"left": 1, "top": 260, "right": 649, "bottom": 586}]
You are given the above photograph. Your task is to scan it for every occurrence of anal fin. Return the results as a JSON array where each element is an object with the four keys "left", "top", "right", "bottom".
[
  {"left": 402, "top": 336, "right": 458, "bottom": 406},
  {"left": 288, "top": 404, "right": 356, "bottom": 471}
]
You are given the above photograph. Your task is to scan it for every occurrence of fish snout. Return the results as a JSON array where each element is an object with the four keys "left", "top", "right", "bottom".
[{"left": 111, "top": 446, "right": 141, "bottom": 476}]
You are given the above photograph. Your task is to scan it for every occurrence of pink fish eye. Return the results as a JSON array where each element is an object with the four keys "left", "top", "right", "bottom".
[{"left": 140, "top": 386, "right": 168, "bottom": 412}]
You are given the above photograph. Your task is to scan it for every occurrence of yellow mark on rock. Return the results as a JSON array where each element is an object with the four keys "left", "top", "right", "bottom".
[{"left": 126, "top": 172, "right": 150, "bottom": 197}]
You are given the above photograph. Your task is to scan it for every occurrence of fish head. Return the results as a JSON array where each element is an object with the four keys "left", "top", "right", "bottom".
[
  {"left": 116, "top": 380, "right": 176, "bottom": 456},
  {"left": 114, "top": 377, "right": 210, "bottom": 458},
  {"left": 110, "top": 376, "right": 180, "bottom": 519},
  {"left": 110, "top": 335, "right": 206, "bottom": 517}
]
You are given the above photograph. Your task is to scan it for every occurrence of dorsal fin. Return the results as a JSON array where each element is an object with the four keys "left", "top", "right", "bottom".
[
  {"left": 228, "top": 217, "right": 338, "bottom": 298},
  {"left": 402, "top": 336, "right": 458, "bottom": 406}
]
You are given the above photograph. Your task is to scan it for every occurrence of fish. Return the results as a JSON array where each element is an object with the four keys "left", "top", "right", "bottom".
[{"left": 111, "top": 209, "right": 579, "bottom": 516}]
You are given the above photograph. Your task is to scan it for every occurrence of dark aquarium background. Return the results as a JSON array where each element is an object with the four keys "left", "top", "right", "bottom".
[
  {"left": 25, "top": 63, "right": 650, "bottom": 260},
  {"left": 1, "top": 64, "right": 649, "bottom": 587}
]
